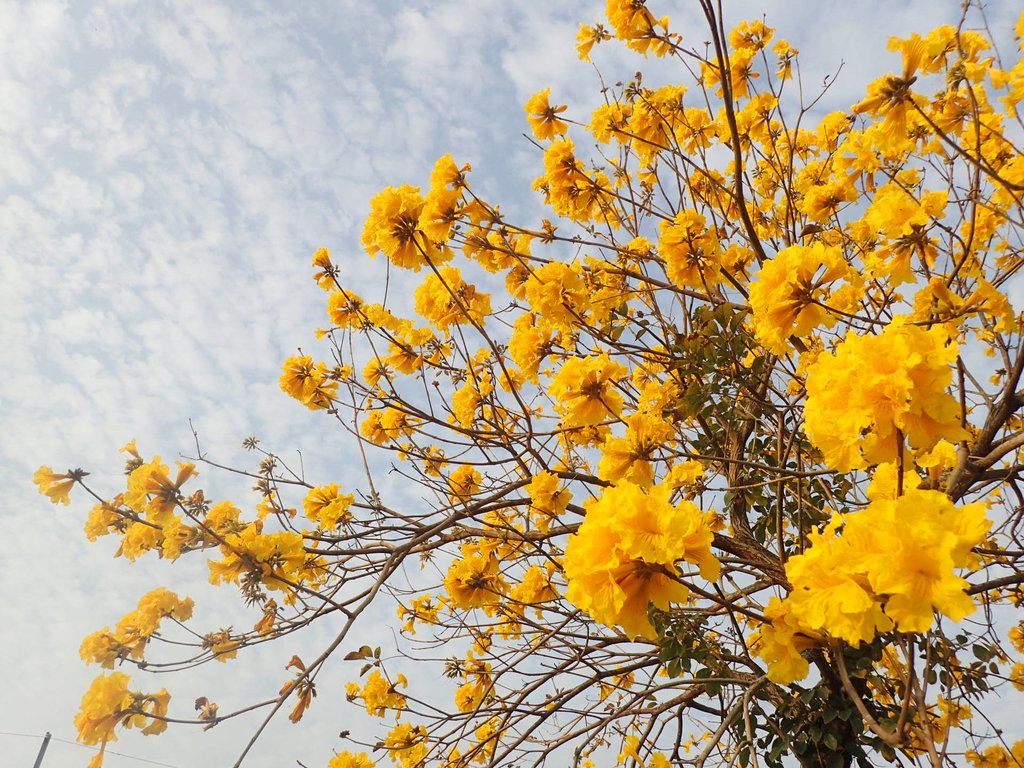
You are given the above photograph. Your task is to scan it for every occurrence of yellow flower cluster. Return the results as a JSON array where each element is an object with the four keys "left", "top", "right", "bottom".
[
  {"left": 753, "top": 488, "right": 989, "bottom": 683},
  {"left": 521, "top": 261, "right": 589, "bottom": 333},
  {"left": 75, "top": 672, "right": 169, "bottom": 767},
  {"left": 360, "top": 407, "right": 420, "bottom": 446},
  {"left": 453, "top": 656, "right": 493, "bottom": 713},
  {"left": 280, "top": 354, "right": 338, "bottom": 410},
  {"left": 747, "top": 242, "right": 861, "bottom": 355},
  {"left": 359, "top": 155, "right": 474, "bottom": 274},
  {"left": 967, "top": 741, "right": 1024, "bottom": 768},
  {"left": 383, "top": 722, "right": 429, "bottom": 767},
  {"left": 526, "top": 471, "right": 572, "bottom": 532},
  {"left": 444, "top": 547, "right": 508, "bottom": 611},
  {"left": 208, "top": 526, "right": 312, "bottom": 595},
  {"left": 549, "top": 353, "right": 628, "bottom": 428},
  {"left": 397, "top": 594, "right": 444, "bottom": 635},
  {"left": 509, "top": 563, "right": 559, "bottom": 610},
  {"left": 604, "top": 0, "right": 674, "bottom": 57},
  {"left": 124, "top": 456, "right": 195, "bottom": 518},
  {"left": 361, "top": 185, "right": 441, "bottom": 270},
  {"left": 803, "top": 321, "right": 968, "bottom": 471},
  {"left": 327, "top": 752, "right": 375, "bottom": 768},
  {"left": 619, "top": 735, "right": 673, "bottom": 768},
  {"left": 303, "top": 484, "right": 355, "bottom": 529},
  {"left": 533, "top": 138, "right": 618, "bottom": 227},
  {"left": 563, "top": 480, "right": 720, "bottom": 639},
  {"left": 658, "top": 208, "right": 722, "bottom": 290},
  {"left": 80, "top": 588, "right": 194, "bottom": 668},
  {"left": 413, "top": 266, "right": 491, "bottom": 331},
  {"left": 346, "top": 669, "right": 408, "bottom": 718},
  {"left": 598, "top": 411, "right": 675, "bottom": 487},
  {"left": 448, "top": 465, "right": 482, "bottom": 500}
]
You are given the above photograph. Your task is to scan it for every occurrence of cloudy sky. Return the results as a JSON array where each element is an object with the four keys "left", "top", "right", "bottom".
[{"left": 2, "top": 1, "right": 1019, "bottom": 766}]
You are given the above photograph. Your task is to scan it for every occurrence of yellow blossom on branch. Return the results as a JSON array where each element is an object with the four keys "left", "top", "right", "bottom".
[
  {"left": 303, "top": 484, "right": 355, "bottom": 529},
  {"left": 753, "top": 488, "right": 989, "bottom": 681},
  {"left": 802, "top": 320, "right": 969, "bottom": 471},
  {"left": 33, "top": 466, "right": 76, "bottom": 505},
  {"left": 524, "top": 88, "right": 569, "bottom": 141},
  {"left": 549, "top": 353, "right": 628, "bottom": 428},
  {"left": 564, "top": 480, "right": 719, "bottom": 639},
  {"left": 747, "top": 242, "right": 862, "bottom": 355}
]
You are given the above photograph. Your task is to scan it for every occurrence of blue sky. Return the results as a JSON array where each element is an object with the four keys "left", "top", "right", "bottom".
[{"left": 2, "top": 1, "right": 1020, "bottom": 766}]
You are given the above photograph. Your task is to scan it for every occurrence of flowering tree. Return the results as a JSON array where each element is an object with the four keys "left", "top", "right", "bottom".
[{"left": 36, "top": 1, "right": 1024, "bottom": 767}]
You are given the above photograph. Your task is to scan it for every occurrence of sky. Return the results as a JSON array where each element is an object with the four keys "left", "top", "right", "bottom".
[{"left": 1, "top": 1, "right": 1020, "bottom": 767}]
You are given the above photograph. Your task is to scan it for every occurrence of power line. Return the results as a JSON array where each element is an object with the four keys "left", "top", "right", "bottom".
[{"left": 0, "top": 730, "right": 182, "bottom": 768}]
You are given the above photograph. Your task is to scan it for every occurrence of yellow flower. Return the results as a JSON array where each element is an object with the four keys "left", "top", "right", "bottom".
[
  {"left": 75, "top": 672, "right": 133, "bottom": 745},
  {"left": 384, "top": 722, "right": 428, "bottom": 767},
  {"left": 1010, "top": 663, "right": 1024, "bottom": 692},
  {"left": 455, "top": 679, "right": 488, "bottom": 712},
  {"left": 208, "top": 527, "right": 308, "bottom": 593},
  {"left": 510, "top": 563, "right": 559, "bottom": 608},
  {"left": 448, "top": 465, "right": 482, "bottom": 500},
  {"left": 444, "top": 551, "right": 507, "bottom": 610},
  {"left": 524, "top": 88, "right": 569, "bottom": 141},
  {"left": 33, "top": 466, "right": 75, "bottom": 505},
  {"left": 414, "top": 266, "right": 491, "bottom": 331},
  {"left": 527, "top": 471, "right": 572, "bottom": 532},
  {"left": 576, "top": 23, "right": 611, "bottom": 61},
  {"left": 327, "top": 289, "right": 364, "bottom": 328},
  {"left": 311, "top": 247, "right": 335, "bottom": 291},
  {"left": 563, "top": 480, "right": 719, "bottom": 639},
  {"left": 549, "top": 353, "right": 628, "bottom": 428},
  {"left": 665, "top": 460, "right": 705, "bottom": 489},
  {"left": 362, "top": 185, "right": 449, "bottom": 270},
  {"left": 203, "top": 500, "right": 243, "bottom": 537},
  {"left": 418, "top": 186, "right": 461, "bottom": 243},
  {"left": 852, "top": 34, "right": 928, "bottom": 146},
  {"left": 397, "top": 594, "right": 443, "bottom": 634},
  {"left": 303, "top": 484, "right": 355, "bottom": 528},
  {"left": 360, "top": 408, "right": 420, "bottom": 446},
  {"left": 118, "top": 521, "right": 161, "bottom": 560},
  {"left": 626, "top": 85, "right": 686, "bottom": 164},
  {"left": 429, "top": 154, "right": 470, "bottom": 190},
  {"left": 783, "top": 519, "right": 893, "bottom": 646},
  {"left": 843, "top": 490, "right": 989, "bottom": 632},
  {"left": 772, "top": 39, "right": 798, "bottom": 80},
  {"left": 1009, "top": 624, "right": 1024, "bottom": 654},
  {"left": 280, "top": 355, "right": 338, "bottom": 410},
  {"left": 760, "top": 488, "right": 990, "bottom": 675},
  {"left": 857, "top": 183, "right": 947, "bottom": 284},
  {"left": 729, "top": 19, "right": 774, "bottom": 52},
  {"left": 598, "top": 411, "right": 675, "bottom": 486},
  {"left": 747, "top": 242, "right": 860, "bottom": 355},
  {"left": 533, "top": 139, "right": 619, "bottom": 226},
  {"left": 124, "top": 457, "right": 196, "bottom": 519},
  {"left": 139, "top": 689, "right": 170, "bottom": 735},
  {"left": 508, "top": 314, "right": 555, "bottom": 382},
  {"left": 657, "top": 209, "right": 723, "bottom": 290},
  {"left": 803, "top": 321, "right": 969, "bottom": 471},
  {"left": 605, "top": 0, "right": 673, "bottom": 56},
  {"left": 589, "top": 101, "right": 633, "bottom": 145},
  {"left": 799, "top": 178, "right": 857, "bottom": 223},
  {"left": 353, "top": 670, "right": 408, "bottom": 717},
  {"left": 327, "top": 751, "right": 376, "bottom": 768},
  {"left": 522, "top": 261, "right": 589, "bottom": 333},
  {"left": 749, "top": 597, "right": 821, "bottom": 684}
]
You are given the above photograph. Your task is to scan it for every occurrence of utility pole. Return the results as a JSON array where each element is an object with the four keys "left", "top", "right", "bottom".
[{"left": 32, "top": 731, "right": 51, "bottom": 768}]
